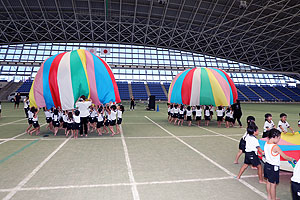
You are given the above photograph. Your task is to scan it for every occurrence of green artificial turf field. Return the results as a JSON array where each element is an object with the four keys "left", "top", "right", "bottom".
[{"left": 0, "top": 102, "right": 299, "bottom": 200}]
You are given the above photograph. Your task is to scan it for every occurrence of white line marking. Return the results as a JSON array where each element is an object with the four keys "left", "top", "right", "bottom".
[
  {"left": 0, "top": 172, "right": 292, "bottom": 193},
  {"left": 0, "top": 123, "right": 28, "bottom": 125},
  {"left": 120, "top": 125, "right": 140, "bottom": 200},
  {"left": 3, "top": 137, "right": 71, "bottom": 200},
  {"left": 145, "top": 116, "right": 268, "bottom": 199},
  {"left": 0, "top": 134, "right": 244, "bottom": 141},
  {"left": 0, "top": 118, "right": 26, "bottom": 127},
  {"left": 197, "top": 126, "right": 240, "bottom": 142},
  {"left": 0, "top": 123, "right": 47, "bottom": 145}
]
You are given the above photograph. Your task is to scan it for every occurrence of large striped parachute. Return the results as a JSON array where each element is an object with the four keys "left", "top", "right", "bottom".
[
  {"left": 168, "top": 67, "right": 238, "bottom": 106},
  {"left": 259, "top": 132, "right": 300, "bottom": 172},
  {"left": 29, "top": 49, "right": 120, "bottom": 110}
]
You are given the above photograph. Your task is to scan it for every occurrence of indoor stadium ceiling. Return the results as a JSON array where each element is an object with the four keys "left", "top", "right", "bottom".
[{"left": 0, "top": 0, "right": 300, "bottom": 74}]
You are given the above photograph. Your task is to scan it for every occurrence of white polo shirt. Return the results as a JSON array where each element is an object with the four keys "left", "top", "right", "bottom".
[
  {"left": 245, "top": 135, "right": 260, "bottom": 154},
  {"left": 291, "top": 160, "right": 300, "bottom": 183},
  {"left": 263, "top": 120, "right": 275, "bottom": 132},
  {"left": 76, "top": 101, "right": 92, "bottom": 117},
  {"left": 216, "top": 110, "right": 223, "bottom": 117},
  {"left": 196, "top": 109, "right": 202, "bottom": 116},
  {"left": 277, "top": 120, "right": 290, "bottom": 132}
]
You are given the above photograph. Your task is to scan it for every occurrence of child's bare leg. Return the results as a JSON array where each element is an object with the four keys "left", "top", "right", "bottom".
[
  {"left": 26, "top": 125, "right": 32, "bottom": 133},
  {"left": 174, "top": 119, "right": 177, "bottom": 125},
  {"left": 257, "top": 165, "right": 266, "bottom": 183},
  {"left": 103, "top": 126, "right": 108, "bottom": 134},
  {"left": 270, "top": 182, "right": 278, "bottom": 200},
  {"left": 234, "top": 150, "right": 243, "bottom": 164},
  {"left": 266, "top": 181, "right": 271, "bottom": 200},
  {"left": 109, "top": 126, "right": 116, "bottom": 136},
  {"left": 97, "top": 128, "right": 102, "bottom": 135},
  {"left": 237, "top": 164, "right": 248, "bottom": 179},
  {"left": 116, "top": 125, "right": 120, "bottom": 134}
]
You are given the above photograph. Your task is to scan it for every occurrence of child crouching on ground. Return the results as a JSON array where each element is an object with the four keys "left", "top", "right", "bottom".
[
  {"left": 29, "top": 107, "right": 40, "bottom": 135},
  {"left": 237, "top": 122, "right": 265, "bottom": 184}
]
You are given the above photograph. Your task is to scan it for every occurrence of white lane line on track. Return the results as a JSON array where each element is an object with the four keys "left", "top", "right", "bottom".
[
  {"left": 3, "top": 136, "right": 71, "bottom": 200},
  {"left": 0, "top": 123, "right": 47, "bottom": 145},
  {"left": 0, "top": 173, "right": 291, "bottom": 193},
  {"left": 120, "top": 125, "right": 140, "bottom": 200},
  {"left": 145, "top": 116, "right": 268, "bottom": 200},
  {"left": 0, "top": 118, "right": 26, "bottom": 127},
  {"left": 0, "top": 134, "right": 243, "bottom": 141}
]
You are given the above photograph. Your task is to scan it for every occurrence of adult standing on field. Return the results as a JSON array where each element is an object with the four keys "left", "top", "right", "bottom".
[
  {"left": 75, "top": 95, "right": 91, "bottom": 137},
  {"left": 14, "top": 93, "right": 21, "bottom": 109},
  {"left": 130, "top": 96, "right": 135, "bottom": 111},
  {"left": 232, "top": 99, "right": 242, "bottom": 127}
]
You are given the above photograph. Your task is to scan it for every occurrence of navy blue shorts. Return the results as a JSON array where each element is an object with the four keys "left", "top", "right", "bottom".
[
  {"left": 244, "top": 152, "right": 260, "bottom": 167},
  {"left": 110, "top": 120, "right": 116, "bottom": 126},
  {"left": 178, "top": 114, "right": 184, "bottom": 119},
  {"left": 89, "top": 117, "right": 96, "bottom": 123},
  {"left": 264, "top": 162, "right": 279, "bottom": 184},
  {"left": 28, "top": 118, "right": 33, "bottom": 125},
  {"left": 217, "top": 116, "right": 223, "bottom": 121},
  {"left": 46, "top": 117, "right": 52, "bottom": 123},
  {"left": 187, "top": 116, "right": 192, "bottom": 121},
  {"left": 117, "top": 118, "right": 122, "bottom": 125},
  {"left": 97, "top": 121, "right": 104, "bottom": 128},
  {"left": 291, "top": 181, "right": 300, "bottom": 200},
  {"left": 73, "top": 123, "right": 81, "bottom": 130},
  {"left": 53, "top": 121, "right": 60, "bottom": 127},
  {"left": 196, "top": 116, "right": 201, "bottom": 121},
  {"left": 67, "top": 123, "right": 73, "bottom": 130},
  {"left": 33, "top": 121, "right": 39, "bottom": 128},
  {"left": 205, "top": 116, "right": 210, "bottom": 121}
]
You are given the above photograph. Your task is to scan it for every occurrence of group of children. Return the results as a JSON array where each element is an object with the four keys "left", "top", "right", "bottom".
[
  {"left": 25, "top": 103, "right": 124, "bottom": 138},
  {"left": 234, "top": 114, "right": 300, "bottom": 200},
  {"left": 167, "top": 104, "right": 236, "bottom": 128}
]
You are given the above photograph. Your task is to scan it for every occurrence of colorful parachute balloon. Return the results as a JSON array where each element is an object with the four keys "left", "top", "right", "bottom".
[
  {"left": 259, "top": 132, "right": 300, "bottom": 172},
  {"left": 29, "top": 49, "right": 120, "bottom": 110},
  {"left": 168, "top": 67, "right": 238, "bottom": 106}
]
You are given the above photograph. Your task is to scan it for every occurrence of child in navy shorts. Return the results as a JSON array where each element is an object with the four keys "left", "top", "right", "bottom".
[
  {"left": 264, "top": 129, "right": 296, "bottom": 200},
  {"left": 116, "top": 105, "right": 124, "bottom": 134},
  {"left": 73, "top": 110, "right": 81, "bottom": 139},
  {"left": 291, "top": 159, "right": 300, "bottom": 200},
  {"left": 237, "top": 122, "right": 265, "bottom": 184},
  {"left": 186, "top": 106, "right": 192, "bottom": 127},
  {"left": 26, "top": 107, "right": 34, "bottom": 133},
  {"left": 97, "top": 106, "right": 104, "bottom": 136},
  {"left": 234, "top": 116, "right": 255, "bottom": 164}
]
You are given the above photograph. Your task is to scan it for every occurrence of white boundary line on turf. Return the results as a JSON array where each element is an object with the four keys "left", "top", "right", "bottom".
[
  {"left": 0, "top": 134, "right": 243, "bottom": 141},
  {"left": 120, "top": 125, "right": 140, "bottom": 200},
  {"left": 0, "top": 123, "right": 28, "bottom": 125},
  {"left": 0, "top": 123, "right": 47, "bottom": 145},
  {"left": 197, "top": 126, "right": 240, "bottom": 142},
  {"left": 3, "top": 136, "right": 71, "bottom": 200},
  {"left": 144, "top": 116, "right": 268, "bottom": 200},
  {"left": 0, "top": 173, "right": 292, "bottom": 193},
  {"left": 0, "top": 118, "right": 26, "bottom": 127}
]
